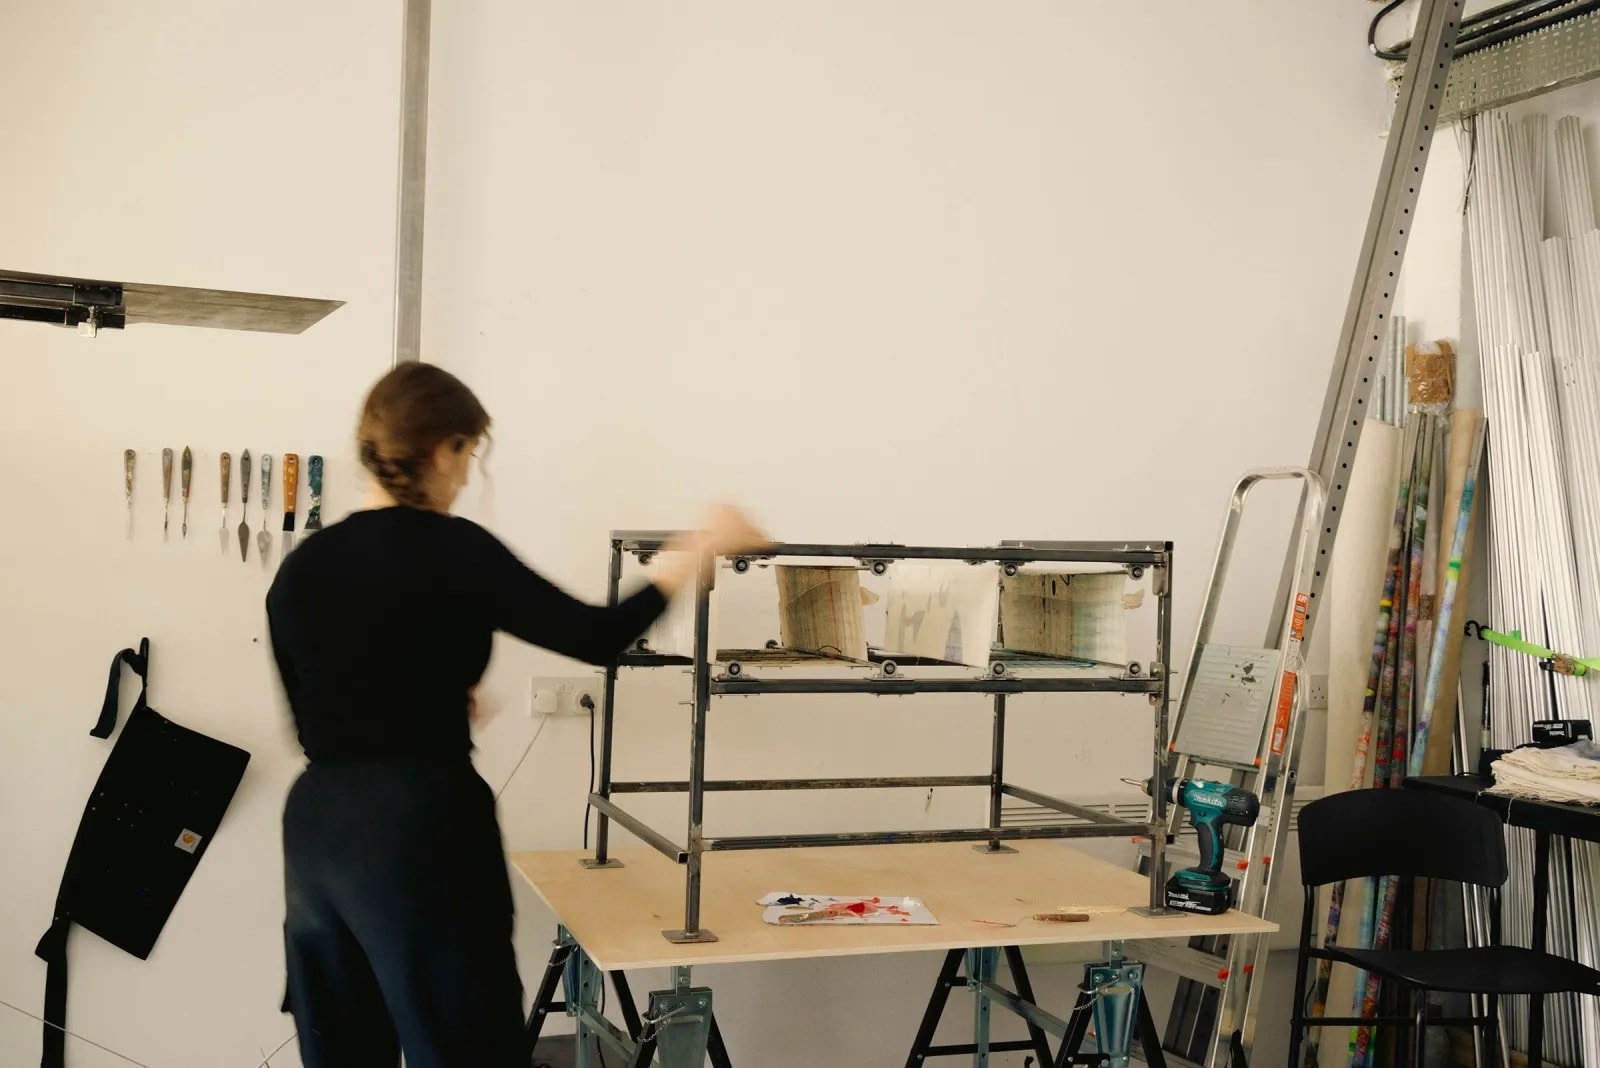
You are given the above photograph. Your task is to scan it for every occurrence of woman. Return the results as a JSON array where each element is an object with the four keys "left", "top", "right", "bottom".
[{"left": 266, "top": 362, "right": 768, "bottom": 1067}]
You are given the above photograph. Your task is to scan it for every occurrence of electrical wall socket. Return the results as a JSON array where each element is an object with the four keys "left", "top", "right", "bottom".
[
  {"left": 528, "top": 676, "right": 603, "bottom": 719},
  {"left": 1304, "top": 674, "right": 1329, "bottom": 710}
]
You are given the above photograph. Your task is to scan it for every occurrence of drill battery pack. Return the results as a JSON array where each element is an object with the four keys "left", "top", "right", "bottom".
[{"left": 1163, "top": 877, "right": 1234, "bottom": 916}]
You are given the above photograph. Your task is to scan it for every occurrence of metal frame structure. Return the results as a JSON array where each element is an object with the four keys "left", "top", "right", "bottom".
[{"left": 584, "top": 533, "right": 1175, "bottom": 944}]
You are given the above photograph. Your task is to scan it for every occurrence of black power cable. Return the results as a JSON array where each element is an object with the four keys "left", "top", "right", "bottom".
[
  {"left": 1371, "top": 0, "right": 1600, "bottom": 63},
  {"left": 1370, "top": 0, "right": 1535, "bottom": 60},
  {"left": 581, "top": 692, "right": 597, "bottom": 849}
]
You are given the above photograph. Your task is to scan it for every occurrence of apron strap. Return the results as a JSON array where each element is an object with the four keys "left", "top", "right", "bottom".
[
  {"left": 34, "top": 920, "right": 69, "bottom": 1068},
  {"left": 40, "top": 638, "right": 150, "bottom": 1065},
  {"left": 92, "top": 637, "right": 149, "bottom": 739}
]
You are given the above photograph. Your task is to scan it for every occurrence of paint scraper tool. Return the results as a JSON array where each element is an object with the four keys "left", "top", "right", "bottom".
[
  {"left": 304, "top": 455, "right": 323, "bottom": 537},
  {"left": 281, "top": 453, "right": 299, "bottom": 557}
]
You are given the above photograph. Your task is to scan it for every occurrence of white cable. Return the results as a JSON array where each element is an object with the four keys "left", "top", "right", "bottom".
[
  {"left": 494, "top": 711, "right": 551, "bottom": 801},
  {"left": 0, "top": 997, "right": 161, "bottom": 1068}
]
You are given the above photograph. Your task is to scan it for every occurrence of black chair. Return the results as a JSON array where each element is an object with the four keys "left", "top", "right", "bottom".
[{"left": 1286, "top": 789, "right": 1600, "bottom": 1067}]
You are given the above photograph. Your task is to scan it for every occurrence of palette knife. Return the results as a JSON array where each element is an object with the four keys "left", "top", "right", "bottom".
[
  {"left": 281, "top": 453, "right": 299, "bottom": 558},
  {"left": 123, "top": 450, "right": 136, "bottom": 539},
  {"left": 219, "top": 452, "right": 232, "bottom": 554},
  {"left": 238, "top": 450, "right": 252, "bottom": 562},
  {"left": 258, "top": 453, "right": 273, "bottom": 565},
  {"left": 161, "top": 448, "right": 173, "bottom": 541},
  {"left": 180, "top": 447, "right": 192, "bottom": 538}
]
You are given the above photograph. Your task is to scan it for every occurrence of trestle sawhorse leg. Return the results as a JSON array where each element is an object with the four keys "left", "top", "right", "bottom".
[
  {"left": 905, "top": 942, "right": 1168, "bottom": 1068},
  {"left": 526, "top": 926, "right": 733, "bottom": 1068}
]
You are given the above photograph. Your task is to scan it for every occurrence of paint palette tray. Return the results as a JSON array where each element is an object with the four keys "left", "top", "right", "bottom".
[{"left": 759, "top": 893, "right": 939, "bottom": 926}]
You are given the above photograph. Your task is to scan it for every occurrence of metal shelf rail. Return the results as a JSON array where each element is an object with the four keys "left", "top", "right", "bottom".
[{"left": 582, "top": 533, "right": 1175, "bottom": 944}]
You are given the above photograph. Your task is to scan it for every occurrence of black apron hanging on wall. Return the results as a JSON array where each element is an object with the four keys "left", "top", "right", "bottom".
[{"left": 34, "top": 639, "right": 250, "bottom": 1068}]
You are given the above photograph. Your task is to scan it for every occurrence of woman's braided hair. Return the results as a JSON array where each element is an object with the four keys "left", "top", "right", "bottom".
[{"left": 357, "top": 363, "right": 490, "bottom": 509}]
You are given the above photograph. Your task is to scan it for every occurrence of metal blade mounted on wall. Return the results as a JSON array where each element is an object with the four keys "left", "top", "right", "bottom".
[{"left": 0, "top": 268, "right": 343, "bottom": 336}]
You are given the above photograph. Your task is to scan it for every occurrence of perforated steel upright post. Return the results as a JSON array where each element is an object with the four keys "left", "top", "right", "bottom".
[
  {"left": 666, "top": 550, "right": 717, "bottom": 943},
  {"left": 1270, "top": 0, "right": 1463, "bottom": 647}
]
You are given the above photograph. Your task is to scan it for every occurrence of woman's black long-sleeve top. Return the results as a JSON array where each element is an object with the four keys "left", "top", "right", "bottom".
[{"left": 266, "top": 506, "right": 667, "bottom": 762}]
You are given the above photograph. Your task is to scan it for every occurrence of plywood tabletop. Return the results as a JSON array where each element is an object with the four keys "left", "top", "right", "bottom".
[{"left": 509, "top": 842, "right": 1276, "bottom": 972}]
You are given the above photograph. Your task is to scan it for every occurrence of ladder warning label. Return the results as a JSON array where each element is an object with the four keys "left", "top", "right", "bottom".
[
  {"left": 1290, "top": 593, "right": 1308, "bottom": 641},
  {"left": 1270, "top": 594, "right": 1311, "bottom": 756},
  {"left": 1270, "top": 673, "right": 1296, "bottom": 756}
]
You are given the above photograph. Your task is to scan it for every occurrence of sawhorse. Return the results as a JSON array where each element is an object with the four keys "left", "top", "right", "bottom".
[
  {"left": 904, "top": 943, "right": 1168, "bottom": 1068},
  {"left": 526, "top": 927, "right": 733, "bottom": 1068}
]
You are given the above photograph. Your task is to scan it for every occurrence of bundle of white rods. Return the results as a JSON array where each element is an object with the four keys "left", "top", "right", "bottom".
[{"left": 1460, "top": 109, "right": 1600, "bottom": 1066}]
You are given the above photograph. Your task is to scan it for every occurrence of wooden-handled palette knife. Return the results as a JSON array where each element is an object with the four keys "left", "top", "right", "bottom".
[
  {"left": 219, "top": 453, "right": 232, "bottom": 555},
  {"left": 161, "top": 448, "right": 173, "bottom": 541},
  {"left": 237, "top": 450, "right": 251, "bottom": 562},
  {"left": 180, "top": 447, "right": 192, "bottom": 538}
]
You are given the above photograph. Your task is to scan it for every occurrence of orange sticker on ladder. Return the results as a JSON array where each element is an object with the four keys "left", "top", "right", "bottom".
[
  {"left": 1269, "top": 672, "right": 1296, "bottom": 756},
  {"left": 1290, "top": 593, "right": 1309, "bottom": 642}
]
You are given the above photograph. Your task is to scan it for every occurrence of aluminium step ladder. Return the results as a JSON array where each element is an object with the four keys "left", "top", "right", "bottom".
[{"left": 1130, "top": 467, "right": 1327, "bottom": 1068}]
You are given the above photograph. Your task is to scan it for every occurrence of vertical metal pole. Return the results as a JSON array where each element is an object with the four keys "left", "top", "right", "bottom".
[
  {"left": 666, "top": 550, "right": 717, "bottom": 943},
  {"left": 968, "top": 947, "right": 997, "bottom": 1068},
  {"left": 981, "top": 695, "right": 1014, "bottom": 853},
  {"left": 1149, "top": 551, "right": 1172, "bottom": 912},
  {"left": 391, "top": 0, "right": 431, "bottom": 365},
  {"left": 590, "top": 541, "right": 625, "bottom": 867},
  {"left": 1453, "top": 682, "right": 1489, "bottom": 1068},
  {"left": 1529, "top": 831, "right": 1551, "bottom": 1067},
  {"left": 1268, "top": 0, "right": 1463, "bottom": 647}
]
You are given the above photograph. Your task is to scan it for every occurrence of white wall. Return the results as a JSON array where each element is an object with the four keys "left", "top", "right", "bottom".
[
  {"left": 0, "top": 3, "right": 402, "bottom": 1065},
  {"left": 1, "top": 4, "right": 1391, "bottom": 1066}
]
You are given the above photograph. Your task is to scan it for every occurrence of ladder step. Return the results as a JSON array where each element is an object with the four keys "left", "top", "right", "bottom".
[
  {"left": 1136, "top": 838, "right": 1252, "bottom": 875},
  {"left": 1170, "top": 754, "right": 1270, "bottom": 775},
  {"left": 1126, "top": 940, "right": 1231, "bottom": 989}
]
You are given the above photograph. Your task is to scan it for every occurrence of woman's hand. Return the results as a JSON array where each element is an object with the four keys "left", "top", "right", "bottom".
[
  {"left": 653, "top": 504, "right": 773, "bottom": 597},
  {"left": 701, "top": 503, "right": 774, "bottom": 558},
  {"left": 467, "top": 685, "right": 494, "bottom": 728}
]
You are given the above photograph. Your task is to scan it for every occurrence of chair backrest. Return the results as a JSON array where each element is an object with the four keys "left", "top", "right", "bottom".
[{"left": 1297, "top": 788, "right": 1507, "bottom": 887}]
